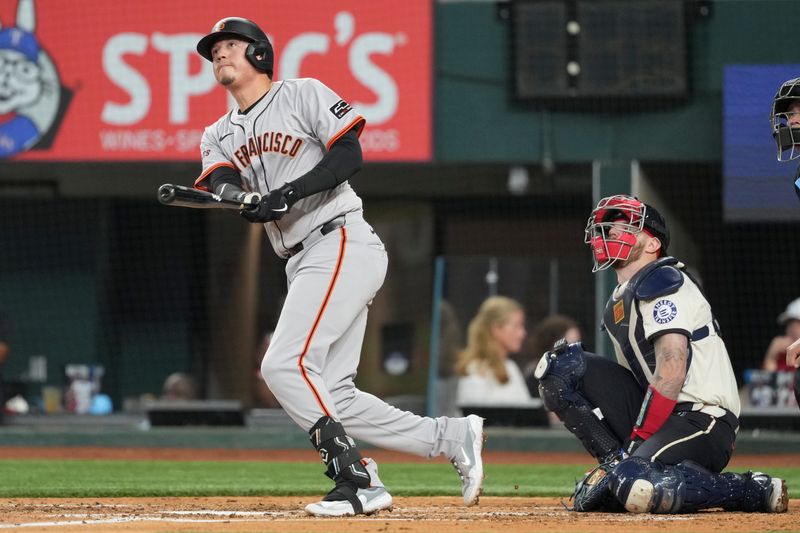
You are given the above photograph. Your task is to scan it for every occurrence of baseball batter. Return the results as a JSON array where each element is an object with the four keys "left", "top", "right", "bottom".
[
  {"left": 193, "top": 17, "right": 484, "bottom": 517},
  {"left": 534, "top": 195, "right": 788, "bottom": 514}
]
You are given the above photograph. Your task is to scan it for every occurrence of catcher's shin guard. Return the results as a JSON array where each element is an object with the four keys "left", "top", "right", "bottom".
[
  {"left": 535, "top": 342, "right": 623, "bottom": 463},
  {"left": 608, "top": 457, "right": 788, "bottom": 513},
  {"left": 309, "top": 416, "right": 372, "bottom": 514}
]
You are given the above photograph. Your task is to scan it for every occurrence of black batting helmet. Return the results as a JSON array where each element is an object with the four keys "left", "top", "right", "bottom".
[{"left": 197, "top": 17, "right": 274, "bottom": 77}]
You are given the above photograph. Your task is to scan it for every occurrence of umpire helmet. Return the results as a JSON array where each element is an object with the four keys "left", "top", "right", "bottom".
[
  {"left": 197, "top": 17, "right": 274, "bottom": 77},
  {"left": 770, "top": 77, "right": 800, "bottom": 161},
  {"left": 584, "top": 195, "right": 670, "bottom": 272}
]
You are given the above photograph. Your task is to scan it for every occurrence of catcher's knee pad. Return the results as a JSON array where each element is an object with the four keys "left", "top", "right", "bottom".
[
  {"left": 608, "top": 458, "right": 772, "bottom": 514},
  {"left": 535, "top": 342, "right": 622, "bottom": 463},
  {"left": 309, "top": 416, "right": 371, "bottom": 490},
  {"left": 607, "top": 456, "right": 669, "bottom": 513}
]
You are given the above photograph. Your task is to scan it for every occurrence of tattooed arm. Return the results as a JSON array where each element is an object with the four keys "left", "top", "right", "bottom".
[{"left": 652, "top": 332, "right": 689, "bottom": 400}]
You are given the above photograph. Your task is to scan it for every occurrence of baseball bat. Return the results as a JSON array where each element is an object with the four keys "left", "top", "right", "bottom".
[{"left": 157, "top": 184, "right": 259, "bottom": 210}]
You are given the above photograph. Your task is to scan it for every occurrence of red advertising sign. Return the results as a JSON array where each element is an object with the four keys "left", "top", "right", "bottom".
[{"left": 0, "top": 0, "right": 431, "bottom": 162}]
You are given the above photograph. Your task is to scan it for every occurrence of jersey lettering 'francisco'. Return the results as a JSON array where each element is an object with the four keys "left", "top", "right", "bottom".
[
  {"left": 233, "top": 131, "right": 304, "bottom": 168},
  {"left": 195, "top": 78, "right": 365, "bottom": 257}
]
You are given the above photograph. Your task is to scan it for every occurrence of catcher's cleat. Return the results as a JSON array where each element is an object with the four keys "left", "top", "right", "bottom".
[
  {"left": 450, "top": 414, "right": 486, "bottom": 506},
  {"left": 757, "top": 474, "right": 789, "bottom": 513},
  {"left": 304, "top": 458, "right": 393, "bottom": 517}
]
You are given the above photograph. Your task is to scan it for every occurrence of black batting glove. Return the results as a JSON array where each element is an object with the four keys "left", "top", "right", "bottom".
[{"left": 241, "top": 184, "right": 298, "bottom": 223}]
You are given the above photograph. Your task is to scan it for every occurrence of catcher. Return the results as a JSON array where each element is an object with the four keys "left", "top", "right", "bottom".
[{"left": 535, "top": 195, "right": 788, "bottom": 514}]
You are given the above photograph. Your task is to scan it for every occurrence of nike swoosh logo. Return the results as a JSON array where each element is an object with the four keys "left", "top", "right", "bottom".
[
  {"left": 460, "top": 448, "right": 471, "bottom": 467},
  {"left": 274, "top": 204, "right": 289, "bottom": 212}
]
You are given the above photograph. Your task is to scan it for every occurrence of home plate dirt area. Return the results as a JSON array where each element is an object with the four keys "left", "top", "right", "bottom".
[
  {"left": 1, "top": 496, "right": 797, "bottom": 532},
  {"left": 0, "top": 448, "right": 797, "bottom": 532}
]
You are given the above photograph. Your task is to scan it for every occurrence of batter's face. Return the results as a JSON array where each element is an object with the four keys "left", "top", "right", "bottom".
[
  {"left": 210, "top": 38, "right": 258, "bottom": 87},
  {"left": 491, "top": 310, "right": 527, "bottom": 355}
]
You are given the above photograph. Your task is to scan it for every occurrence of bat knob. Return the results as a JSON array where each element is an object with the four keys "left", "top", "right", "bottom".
[{"left": 158, "top": 184, "right": 176, "bottom": 204}]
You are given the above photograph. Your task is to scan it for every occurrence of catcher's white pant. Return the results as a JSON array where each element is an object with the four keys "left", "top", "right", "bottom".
[{"left": 262, "top": 211, "right": 467, "bottom": 459}]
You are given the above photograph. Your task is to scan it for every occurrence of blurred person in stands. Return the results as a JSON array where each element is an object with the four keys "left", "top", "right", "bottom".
[
  {"left": 762, "top": 298, "right": 800, "bottom": 372},
  {"left": 788, "top": 338, "right": 800, "bottom": 369},
  {"left": 766, "top": 299, "right": 800, "bottom": 408},
  {"left": 161, "top": 372, "right": 198, "bottom": 401},
  {"left": 523, "top": 314, "right": 582, "bottom": 398},
  {"left": 455, "top": 296, "right": 532, "bottom": 407},
  {"left": 787, "top": 338, "right": 800, "bottom": 407}
]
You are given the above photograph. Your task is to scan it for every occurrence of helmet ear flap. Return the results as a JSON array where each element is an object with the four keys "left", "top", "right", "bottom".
[{"left": 245, "top": 40, "right": 274, "bottom": 76}]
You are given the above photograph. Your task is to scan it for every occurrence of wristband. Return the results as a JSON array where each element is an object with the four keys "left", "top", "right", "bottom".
[{"left": 630, "top": 385, "right": 677, "bottom": 441}]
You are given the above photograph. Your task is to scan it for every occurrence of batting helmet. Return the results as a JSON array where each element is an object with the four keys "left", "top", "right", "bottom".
[
  {"left": 196, "top": 17, "right": 274, "bottom": 76},
  {"left": 770, "top": 77, "right": 800, "bottom": 161}
]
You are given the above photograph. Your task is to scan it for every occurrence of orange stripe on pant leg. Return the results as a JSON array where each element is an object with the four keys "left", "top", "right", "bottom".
[{"left": 298, "top": 227, "right": 348, "bottom": 418}]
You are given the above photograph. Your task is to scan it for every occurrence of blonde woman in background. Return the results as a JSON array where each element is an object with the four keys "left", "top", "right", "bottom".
[{"left": 455, "top": 296, "right": 533, "bottom": 406}]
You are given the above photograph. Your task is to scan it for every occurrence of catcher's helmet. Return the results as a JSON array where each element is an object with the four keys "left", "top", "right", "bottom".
[
  {"left": 584, "top": 195, "right": 670, "bottom": 272},
  {"left": 197, "top": 17, "right": 273, "bottom": 76},
  {"left": 770, "top": 77, "right": 800, "bottom": 161}
]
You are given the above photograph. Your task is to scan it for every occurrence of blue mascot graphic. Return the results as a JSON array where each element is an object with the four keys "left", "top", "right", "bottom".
[{"left": 0, "top": 0, "right": 68, "bottom": 159}]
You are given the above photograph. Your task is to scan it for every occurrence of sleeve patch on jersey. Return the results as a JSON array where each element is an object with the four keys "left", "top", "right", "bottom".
[
  {"left": 653, "top": 299, "right": 678, "bottom": 324},
  {"left": 329, "top": 100, "right": 353, "bottom": 119}
]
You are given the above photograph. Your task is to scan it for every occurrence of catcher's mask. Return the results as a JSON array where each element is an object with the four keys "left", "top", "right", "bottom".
[
  {"left": 196, "top": 17, "right": 274, "bottom": 77},
  {"left": 770, "top": 77, "right": 800, "bottom": 161},
  {"left": 584, "top": 195, "right": 670, "bottom": 272}
]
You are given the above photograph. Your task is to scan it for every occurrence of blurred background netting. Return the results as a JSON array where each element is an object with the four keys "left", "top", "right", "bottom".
[{"left": 0, "top": 0, "right": 798, "bottom": 416}]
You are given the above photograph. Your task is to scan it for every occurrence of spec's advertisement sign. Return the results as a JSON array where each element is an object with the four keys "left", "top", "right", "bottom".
[{"left": 0, "top": 0, "right": 431, "bottom": 162}]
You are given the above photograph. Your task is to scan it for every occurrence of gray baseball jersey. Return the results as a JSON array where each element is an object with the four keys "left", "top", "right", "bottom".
[
  {"left": 195, "top": 77, "right": 473, "bottom": 462},
  {"left": 196, "top": 78, "right": 363, "bottom": 257}
]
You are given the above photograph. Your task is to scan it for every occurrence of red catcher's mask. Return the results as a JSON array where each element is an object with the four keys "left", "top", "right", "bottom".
[{"left": 584, "top": 195, "right": 647, "bottom": 272}]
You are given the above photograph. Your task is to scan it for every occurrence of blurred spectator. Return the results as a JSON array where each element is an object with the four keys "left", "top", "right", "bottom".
[
  {"left": 161, "top": 372, "right": 198, "bottom": 401},
  {"left": 788, "top": 337, "right": 800, "bottom": 369},
  {"left": 253, "top": 331, "right": 281, "bottom": 408},
  {"left": 762, "top": 297, "right": 800, "bottom": 372},
  {"left": 455, "top": 296, "right": 532, "bottom": 406},
  {"left": 787, "top": 337, "right": 800, "bottom": 407},
  {"left": 522, "top": 314, "right": 582, "bottom": 398}
]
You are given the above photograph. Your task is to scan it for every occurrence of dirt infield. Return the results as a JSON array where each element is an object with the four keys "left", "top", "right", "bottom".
[
  {"left": 1, "top": 496, "right": 796, "bottom": 532},
  {"left": 1, "top": 448, "right": 797, "bottom": 532}
]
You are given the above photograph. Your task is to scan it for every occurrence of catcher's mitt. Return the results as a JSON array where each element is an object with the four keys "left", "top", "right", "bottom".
[{"left": 569, "top": 461, "right": 625, "bottom": 512}]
